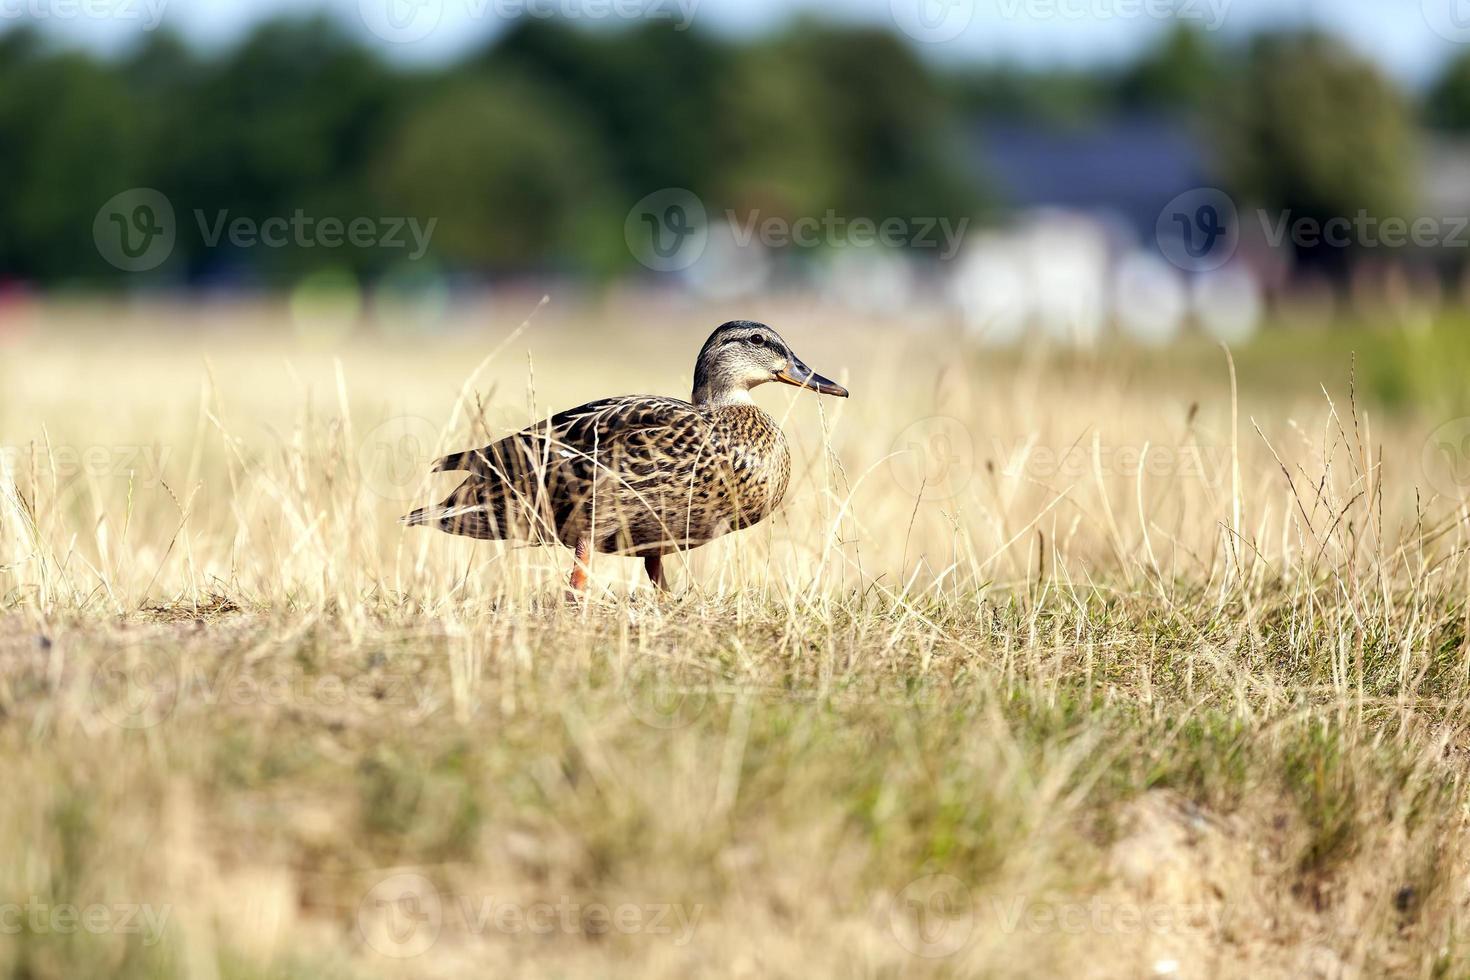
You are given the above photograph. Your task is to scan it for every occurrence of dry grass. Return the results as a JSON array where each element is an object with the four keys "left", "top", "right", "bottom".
[{"left": 3, "top": 297, "right": 1470, "bottom": 978}]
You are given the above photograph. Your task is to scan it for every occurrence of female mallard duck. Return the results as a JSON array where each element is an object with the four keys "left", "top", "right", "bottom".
[{"left": 402, "top": 320, "right": 848, "bottom": 594}]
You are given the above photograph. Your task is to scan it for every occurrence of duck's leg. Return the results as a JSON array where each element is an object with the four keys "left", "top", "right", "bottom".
[
  {"left": 643, "top": 554, "right": 667, "bottom": 591},
  {"left": 565, "top": 537, "right": 591, "bottom": 601}
]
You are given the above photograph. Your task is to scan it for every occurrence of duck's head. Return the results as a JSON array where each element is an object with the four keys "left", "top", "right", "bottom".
[{"left": 692, "top": 320, "right": 849, "bottom": 407}]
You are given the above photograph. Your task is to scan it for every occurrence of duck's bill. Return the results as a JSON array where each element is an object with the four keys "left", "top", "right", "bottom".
[{"left": 775, "top": 359, "right": 849, "bottom": 398}]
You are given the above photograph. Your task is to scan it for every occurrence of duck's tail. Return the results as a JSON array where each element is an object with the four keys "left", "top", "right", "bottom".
[
  {"left": 399, "top": 506, "right": 432, "bottom": 527},
  {"left": 430, "top": 448, "right": 487, "bottom": 473},
  {"left": 401, "top": 449, "right": 488, "bottom": 526},
  {"left": 400, "top": 498, "right": 498, "bottom": 535}
]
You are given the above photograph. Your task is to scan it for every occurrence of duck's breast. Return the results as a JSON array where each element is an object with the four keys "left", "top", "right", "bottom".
[{"left": 713, "top": 405, "right": 790, "bottom": 529}]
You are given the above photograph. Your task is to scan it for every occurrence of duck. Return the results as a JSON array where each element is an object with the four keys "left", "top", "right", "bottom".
[{"left": 401, "top": 320, "right": 848, "bottom": 595}]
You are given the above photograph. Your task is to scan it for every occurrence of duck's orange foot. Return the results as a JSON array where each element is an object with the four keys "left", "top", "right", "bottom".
[{"left": 565, "top": 537, "right": 591, "bottom": 604}]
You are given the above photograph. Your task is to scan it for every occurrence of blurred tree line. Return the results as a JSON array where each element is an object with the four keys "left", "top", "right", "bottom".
[
  {"left": 0, "top": 16, "right": 976, "bottom": 286},
  {"left": 0, "top": 17, "right": 1464, "bottom": 287}
]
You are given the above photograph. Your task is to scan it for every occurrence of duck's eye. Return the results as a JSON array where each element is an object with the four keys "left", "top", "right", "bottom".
[{"left": 750, "top": 334, "right": 766, "bottom": 347}]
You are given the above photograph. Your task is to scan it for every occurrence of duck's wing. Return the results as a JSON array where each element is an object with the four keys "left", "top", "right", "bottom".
[
  {"left": 406, "top": 395, "right": 714, "bottom": 541},
  {"left": 431, "top": 395, "right": 703, "bottom": 477}
]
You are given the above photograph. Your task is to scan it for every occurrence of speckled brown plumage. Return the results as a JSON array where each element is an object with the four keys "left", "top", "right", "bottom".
[
  {"left": 407, "top": 395, "right": 790, "bottom": 555},
  {"left": 402, "top": 320, "right": 847, "bottom": 592}
]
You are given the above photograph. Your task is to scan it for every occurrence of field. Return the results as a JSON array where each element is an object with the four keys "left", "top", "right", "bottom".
[{"left": 4, "top": 296, "right": 1470, "bottom": 978}]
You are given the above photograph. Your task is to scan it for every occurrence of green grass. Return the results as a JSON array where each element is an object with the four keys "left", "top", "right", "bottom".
[{"left": 6, "top": 303, "right": 1470, "bottom": 976}]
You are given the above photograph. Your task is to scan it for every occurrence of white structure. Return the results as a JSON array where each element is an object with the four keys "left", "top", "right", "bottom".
[{"left": 949, "top": 208, "right": 1262, "bottom": 346}]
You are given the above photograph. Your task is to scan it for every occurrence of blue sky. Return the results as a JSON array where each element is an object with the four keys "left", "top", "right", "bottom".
[{"left": 8, "top": 0, "right": 1461, "bottom": 86}]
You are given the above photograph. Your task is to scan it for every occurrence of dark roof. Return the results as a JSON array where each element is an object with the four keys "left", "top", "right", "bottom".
[{"left": 969, "top": 115, "right": 1212, "bottom": 236}]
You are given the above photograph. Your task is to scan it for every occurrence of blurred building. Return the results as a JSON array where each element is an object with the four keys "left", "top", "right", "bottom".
[
  {"left": 950, "top": 114, "right": 1263, "bottom": 346},
  {"left": 970, "top": 115, "right": 1207, "bottom": 244}
]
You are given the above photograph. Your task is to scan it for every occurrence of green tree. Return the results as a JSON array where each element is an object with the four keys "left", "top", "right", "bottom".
[
  {"left": 485, "top": 19, "right": 730, "bottom": 198},
  {"left": 0, "top": 13, "right": 990, "bottom": 285},
  {"left": 0, "top": 39, "right": 158, "bottom": 281},
  {"left": 1427, "top": 51, "right": 1470, "bottom": 131},
  {"left": 721, "top": 23, "right": 978, "bottom": 230},
  {"left": 951, "top": 64, "right": 1114, "bottom": 126},
  {"left": 1117, "top": 24, "right": 1224, "bottom": 112},
  {"left": 1217, "top": 33, "right": 1415, "bottom": 271},
  {"left": 371, "top": 74, "right": 618, "bottom": 271},
  {"left": 161, "top": 17, "right": 407, "bottom": 279}
]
